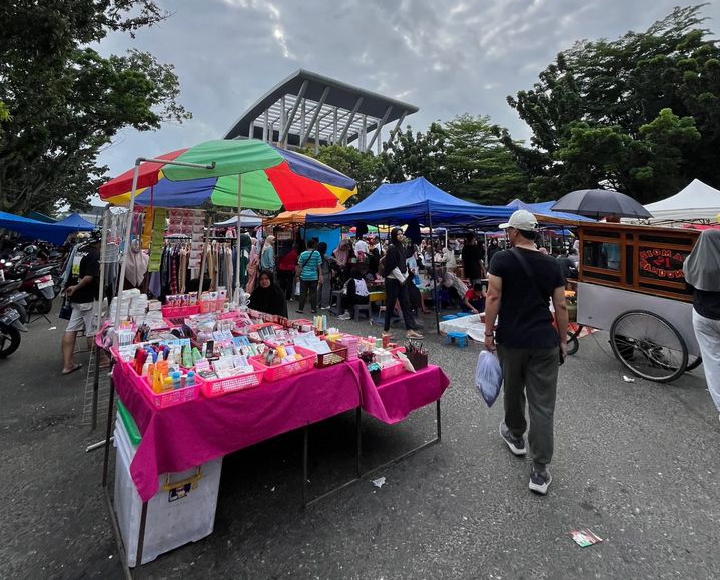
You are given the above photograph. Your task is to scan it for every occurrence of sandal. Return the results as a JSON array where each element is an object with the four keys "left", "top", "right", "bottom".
[
  {"left": 406, "top": 330, "right": 424, "bottom": 340},
  {"left": 61, "top": 363, "right": 83, "bottom": 376}
]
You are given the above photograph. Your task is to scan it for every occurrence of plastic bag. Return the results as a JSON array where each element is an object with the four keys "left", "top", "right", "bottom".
[
  {"left": 475, "top": 350, "right": 503, "bottom": 407},
  {"left": 294, "top": 281, "right": 300, "bottom": 296}
]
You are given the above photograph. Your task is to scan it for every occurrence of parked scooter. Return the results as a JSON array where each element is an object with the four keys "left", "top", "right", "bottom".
[
  {"left": 0, "top": 280, "right": 29, "bottom": 358},
  {"left": 1, "top": 259, "right": 60, "bottom": 315},
  {"left": 0, "top": 278, "right": 30, "bottom": 325}
]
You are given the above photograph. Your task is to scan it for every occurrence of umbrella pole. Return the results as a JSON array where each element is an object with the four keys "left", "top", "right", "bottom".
[{"left": 235, "top": 174, "right": 243, "bottom": 304}]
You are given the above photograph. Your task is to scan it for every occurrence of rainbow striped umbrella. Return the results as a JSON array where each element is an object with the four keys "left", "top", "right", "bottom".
[{"left": 99, "top": 140, "right": 356, "bottom": 211}]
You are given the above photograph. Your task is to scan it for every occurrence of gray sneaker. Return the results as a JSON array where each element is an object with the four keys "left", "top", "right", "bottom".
[
  {"left": 529, "top": 469, "right": 552, "bottom": 495},
  {"left": 499, "top": 422, "right": 527, "bottom": 456}
]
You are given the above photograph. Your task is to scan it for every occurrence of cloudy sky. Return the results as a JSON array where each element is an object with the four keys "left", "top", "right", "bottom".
[{"left": 95, "top": 0, "right": 720, "bottom": 184}]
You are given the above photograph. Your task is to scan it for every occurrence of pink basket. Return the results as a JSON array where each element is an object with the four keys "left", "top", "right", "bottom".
[
  {"left": 198, "top": 360, "right": 265, "bottom": 397},
  {"left": 161, "top": 305, "right": 200, "bottom": 319},
  {"left": 251, "top": 345, "right": 316, "bottom": 382},
  {"left": 379, "top": 360, "right": 405, "bottom": 382},
  {"left": 142, "top": 381, "right": 200, "bottom": 409},
  {"left": 123, "top": 361, "right": 200, "bottom": 409}
]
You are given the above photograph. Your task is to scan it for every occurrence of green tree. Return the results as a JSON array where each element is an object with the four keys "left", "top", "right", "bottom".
[
  {"left": 308, "top": 144, "right": 382, "bottom": 207},
  {"left": 0, "top": 1, "right": 190, "bottom": 215},
  {"left": 380, "top": 116, "right": 527, "bottom": 205},
  {"left": 444, "top": 114, "right": 528, "bottom": 204},
  {"left": 379, "top": 122, "right": 453, "bottom": 192},
  {"left": 505, "top": 4, "right": 720, "bottom": 202}
]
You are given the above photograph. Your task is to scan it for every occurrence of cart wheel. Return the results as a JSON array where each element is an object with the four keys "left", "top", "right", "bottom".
[
  {"left": 566, "top": 332, "right": 579, "bottom": 356},
  {"left": 686, "top": 355, "right": 703, "bottom": 372},
  {"left": 609, "top": 310, "right": 688, "bottom": 383}
]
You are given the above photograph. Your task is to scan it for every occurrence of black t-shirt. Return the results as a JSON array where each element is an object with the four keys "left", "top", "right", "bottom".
[
  {"left": 462, "top": 244, "right": 483, "bottom": 279},
  {"left": 70, "top": 246, "right": 101, "bottom": 304},
  {"left": 489, "top": 248, "right": 565, "bottom": 348},
  {"left": 693, "top": 288, "right": 720, "bottom": 320}
]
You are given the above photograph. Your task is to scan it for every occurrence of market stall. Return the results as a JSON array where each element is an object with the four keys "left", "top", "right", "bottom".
[
  {"left": 99, "top": 307, "right": 449, "bottom": 568},
  {"left": 94, "top": 141, "right": 451, "bottom": 572}
]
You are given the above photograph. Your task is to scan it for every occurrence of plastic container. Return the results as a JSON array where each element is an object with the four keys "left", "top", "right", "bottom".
[
  {"left": 315, "top": 343, "right": 348, "bottom": 368},
  {"left": 161, "top": 305, "right": 200, "bottom": 319},
  {"left": 251, "top": 345, "right": 316, "bottom": 381},
  {"left": 113, "top": 418, "right": 222, "bottom": 567},
  {"left": 125, "top": 361, "right": 200, "bottom": 409},
  {"left": 379, "top": 360, "right": 405, "bottom": 382},
  {"left": 198, "top": 360, "right": 266, "bottom": 397}
]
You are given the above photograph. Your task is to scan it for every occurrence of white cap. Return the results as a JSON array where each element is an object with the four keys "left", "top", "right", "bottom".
[{"left": 499, "top": 209, "right": 538, "bottom": 231}]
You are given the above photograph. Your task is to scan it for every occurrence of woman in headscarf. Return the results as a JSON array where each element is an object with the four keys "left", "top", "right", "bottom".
[
  {"left": 249, "top": 270, "right": 288, "bottom": 317},
  {"left": 124, "top": 237, "right": 149, "bottom": 290},
  {"left": 383, "top": 227, "right": 423, "bottom": 340},
  {"left": 260, "top": 235, "right": 275, "bottom": 271},
  {"left": 317, "top": 241, "right": 336, "bottom": 309},
  {"left": 683, "top": 229, "right": 720, "bottom": 420}
]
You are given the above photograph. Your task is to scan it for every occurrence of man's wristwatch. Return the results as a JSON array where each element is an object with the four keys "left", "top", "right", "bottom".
[{"left": 485, "top": 332, "right": 494, "bottom": 337}]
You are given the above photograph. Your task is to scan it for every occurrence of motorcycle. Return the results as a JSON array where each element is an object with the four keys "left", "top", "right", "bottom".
[
  {"left": 1, "top": 259, "right": 60, "bottom": 315},
  {"left": 0, "top": 279, "right": 30, "bottom": 325},
  {"left": 0, "top": 280, "right": 29, "bottom": 358}
]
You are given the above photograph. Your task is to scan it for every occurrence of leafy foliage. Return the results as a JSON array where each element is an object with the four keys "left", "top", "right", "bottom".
[
  {"left": 308, "top": 145, "right": 382, "bottom": 207},
  {"left": 309, "top": 116, "right": 527, "bottom": 208},
  {"left": 379, "top": 116, "right": 527, "bottom": 205},
  {"left": 0, "top": 0, "right": 190, "bottom": 215},
  {"left": 505, "top": 4, "right": 720, "bottom": 203}
]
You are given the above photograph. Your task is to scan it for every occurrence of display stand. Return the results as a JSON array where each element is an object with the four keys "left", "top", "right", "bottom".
[{"left": 100, "top": 359, "right": 448, "bottom": 576}]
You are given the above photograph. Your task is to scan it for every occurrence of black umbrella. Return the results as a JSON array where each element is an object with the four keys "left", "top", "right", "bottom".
[{"left": 551, "top": 189, "right": 653, "bottom": 219}]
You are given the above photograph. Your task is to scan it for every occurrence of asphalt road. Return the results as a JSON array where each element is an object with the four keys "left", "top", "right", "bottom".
[{"left": 1, "top": 306, "right": 718, "bottom": 580}]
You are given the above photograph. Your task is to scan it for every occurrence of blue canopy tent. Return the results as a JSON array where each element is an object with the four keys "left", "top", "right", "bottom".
[
  {"left": 26, "top": 211, "right": 57, "bottom": 223},
  {"left": 0, "top": 211, "right": 91, "bottom": 245},
  {"left": 55, "top": 213, "right": 96, "bottom": 230},
  {"left": 307, "top": 178, "right": 516, "bottom": 332},
  {"left": 306, "top": 177, "right": 514, "bottom": 227}
]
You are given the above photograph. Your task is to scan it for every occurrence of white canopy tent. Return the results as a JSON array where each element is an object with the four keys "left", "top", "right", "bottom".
[
  {"left": 213, "top": 209, "right": 263, "bottom": 228},
  {"left": 644, "top": 179, "right": 720, "bottom": 222}
]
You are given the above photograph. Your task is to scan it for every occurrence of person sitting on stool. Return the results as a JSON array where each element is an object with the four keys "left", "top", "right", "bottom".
[{"left": 338, "top": 269, "right": 369, "bottom": 320}]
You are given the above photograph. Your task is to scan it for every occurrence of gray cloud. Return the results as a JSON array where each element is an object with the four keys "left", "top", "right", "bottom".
[{"left": 95, "top": 0, "right": 720, "bottom": 182}]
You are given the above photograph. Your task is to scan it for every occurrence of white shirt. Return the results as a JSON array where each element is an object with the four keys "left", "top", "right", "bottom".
[
  {"left": 353, "top": 277, "right": 369, "bottom": 296},
  {"left": 354, "top": 240, "right": 369, "bottom": 255}
]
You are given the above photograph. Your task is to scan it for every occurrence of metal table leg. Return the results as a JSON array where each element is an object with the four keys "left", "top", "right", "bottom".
[
  {"left": 91, "top": 346, "right": 100, "bottom": 430},
  {"left": 101, "top": 375, "right": 115, "bottom": 488},
  {"left": 359, "top": 399, "right": 442, "bottom": 481}
]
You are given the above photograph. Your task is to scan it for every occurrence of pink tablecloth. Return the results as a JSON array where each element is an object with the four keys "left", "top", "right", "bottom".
[{"left": 112, "top": 359, "right": 449, "bottom": 501}]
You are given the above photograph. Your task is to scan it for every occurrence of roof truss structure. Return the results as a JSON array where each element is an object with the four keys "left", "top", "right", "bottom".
[{"left": 224, "top": 69, "right": 419, "bottom": 153}]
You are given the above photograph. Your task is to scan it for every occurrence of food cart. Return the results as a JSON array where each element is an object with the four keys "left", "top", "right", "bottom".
[{"left": 572, "top": 221, "right": 701, "bottom": 382}]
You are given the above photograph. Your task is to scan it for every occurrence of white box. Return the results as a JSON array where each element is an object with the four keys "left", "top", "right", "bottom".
[{"left": 113, "top": 418, "right": 222, "bottom": 567}]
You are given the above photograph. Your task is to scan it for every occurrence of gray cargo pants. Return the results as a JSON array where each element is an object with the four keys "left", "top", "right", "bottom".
[{"left": 497, "top": 344, "right": 559, "bottom": 470}]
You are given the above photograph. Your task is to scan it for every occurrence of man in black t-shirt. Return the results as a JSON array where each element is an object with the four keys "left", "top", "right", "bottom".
[
  {"left": 61, "top": 232, "right": 101, "bottom": 375},
  {"left": 484, "top": 210, "right": 568, "bottom": 495},
  {"left": 461, "top": 233, "right": 485, "bottom": 284}
]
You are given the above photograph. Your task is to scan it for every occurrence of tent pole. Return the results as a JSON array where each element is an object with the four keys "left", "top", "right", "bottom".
[
  {"left": 95, "top": 206, "right": 109, "bottom": 334},
  {"left": 115, "top": 162, "right": 140, "bottom": 329},
  {"left": 428, "top": 212, "right": 440, "bottom": 334}
]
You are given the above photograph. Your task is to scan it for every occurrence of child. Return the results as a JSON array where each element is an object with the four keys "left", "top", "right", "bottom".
[{"left": 463, "top": 283, "right": 486, "bottom": 314}]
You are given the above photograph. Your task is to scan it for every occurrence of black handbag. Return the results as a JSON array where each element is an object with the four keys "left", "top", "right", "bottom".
[{"left": 59, "top": 296, "right": 72, "bottom": 320}]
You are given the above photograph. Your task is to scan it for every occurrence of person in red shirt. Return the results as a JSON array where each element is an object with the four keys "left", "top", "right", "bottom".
[
  {"left": 463, "top": 283, "right": 486, "bottom": 314},
  {"left": 277, "top": 244, "right": 298, "bottom": 300}
]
